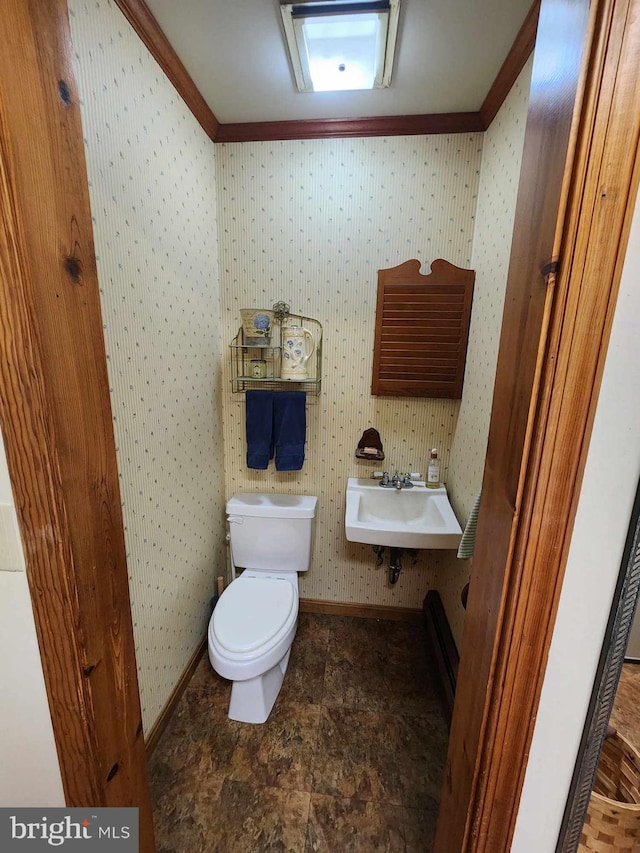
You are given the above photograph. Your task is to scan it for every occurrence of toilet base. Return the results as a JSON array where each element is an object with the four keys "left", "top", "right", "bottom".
[{"left": 228, "top": 647, "right": 292, "bottom": 724}]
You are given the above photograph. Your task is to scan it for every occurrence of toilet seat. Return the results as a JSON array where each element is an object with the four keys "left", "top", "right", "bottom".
[{"left": 213, "top": 576, "right": 296, "bottom": 654}]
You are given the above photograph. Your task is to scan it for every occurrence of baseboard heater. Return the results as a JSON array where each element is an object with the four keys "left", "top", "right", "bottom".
[{"left": 423, "top": 590, "right": 460, "bottom": 724}]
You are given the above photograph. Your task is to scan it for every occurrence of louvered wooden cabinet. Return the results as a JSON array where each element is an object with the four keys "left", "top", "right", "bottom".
[{"left": 371, "top": 259, "right": 475, "bottom": 398}]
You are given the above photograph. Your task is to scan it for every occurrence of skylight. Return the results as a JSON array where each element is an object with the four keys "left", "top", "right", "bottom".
[{"left": 280, "top": 1, "right": 400, "bottom": 94}]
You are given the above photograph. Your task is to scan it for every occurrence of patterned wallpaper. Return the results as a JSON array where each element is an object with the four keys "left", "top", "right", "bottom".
[
  {"left": 435, "top": 57, "right": 534, "bottom": 646},
  {"left": 68, "top": 0, "right": 227, "bottom": 733},
  {"left": 68, "top": 0, "right": 532, "bottom": 729},
  {"left": 216, "top": 135, "right": 483, "bottom": 608}
]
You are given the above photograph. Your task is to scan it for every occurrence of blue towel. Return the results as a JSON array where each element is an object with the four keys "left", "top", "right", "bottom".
[
  {"left": 273, "top": 391, "right": 306, "bottom": 471},
  {"left": 246, "top": 391, "right": 274, "bottom": 469}
]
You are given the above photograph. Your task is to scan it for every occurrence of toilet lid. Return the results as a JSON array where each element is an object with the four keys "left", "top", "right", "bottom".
[{"left": 213, "top": 577, "right": 296, "bottom": 654}]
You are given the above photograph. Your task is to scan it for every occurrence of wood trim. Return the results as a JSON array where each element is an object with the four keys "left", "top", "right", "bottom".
[
  {"left": 0, "top": 1, "right": 153, "bottom": 846},
  {"left": 471, "top": 0, "right": 640, "bottom": 847},
  {"left": 110, "top": 0, "right": 533, "bottom": 144},
  {"left": 215, "top": 112, "right": 484, "bottom": 143},
  {"left": 300, "top": 598, "right": 422, "bottom": 622},
  {"left": 436, "top": 0, "right": 592, "bottom": 849},
  {"left": 145, "top": 638, "right": 207, "bottom": 758},
  {"left": 480, "top": 0, "right": 541, "bottom": 129},
  {"left": 436, "top": 0, "right": 640, "bottom": 850},
  {"left": 110, "top": 0, "right": 534, "bottom": 144},
  {"left": 0, "top": 91, "right": 97, "bottom": 806},
  {"left": 423, "top": 592, "right": 459, "bottom": 724},
  {"left": 113, "top": 0, "right": 219, "bottom": 141}
]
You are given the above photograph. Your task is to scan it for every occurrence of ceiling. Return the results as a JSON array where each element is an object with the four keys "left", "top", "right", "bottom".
[{"left": 143, "top": 0, "right": 534, "bottom": 125}]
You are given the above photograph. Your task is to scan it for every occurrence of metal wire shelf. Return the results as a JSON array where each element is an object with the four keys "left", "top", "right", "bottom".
[{"left": 230, "top": 312, "right": 322, "bottom": 396}]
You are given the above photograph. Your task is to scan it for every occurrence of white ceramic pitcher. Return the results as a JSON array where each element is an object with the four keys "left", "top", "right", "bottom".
[{"left": 280, "top": 323, "right": 315, "bottom": 380}]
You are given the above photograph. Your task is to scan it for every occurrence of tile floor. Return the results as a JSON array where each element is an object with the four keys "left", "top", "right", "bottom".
[{"left": 148, "top": 613, "right": 449, "bottom": 852}]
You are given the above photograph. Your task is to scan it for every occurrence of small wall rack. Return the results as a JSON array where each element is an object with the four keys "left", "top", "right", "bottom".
[{"left": 230, "top": 312, "right": 322, "bottom": 395}]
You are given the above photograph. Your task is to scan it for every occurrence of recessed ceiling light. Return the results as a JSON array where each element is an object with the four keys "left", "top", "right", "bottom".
[{"left": 280, "top": 0, "right": 400, "bottom": 93}]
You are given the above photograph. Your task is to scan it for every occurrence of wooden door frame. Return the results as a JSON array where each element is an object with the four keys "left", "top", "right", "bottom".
[
  {"left": 0, "top": 2, "right": 638, "bottom": 853},
  {"left": 436, "top": 0, "right": 640, "bottom": 850},
  {"left": 0, "top": 1, "right": 154, "bottom": 849}
]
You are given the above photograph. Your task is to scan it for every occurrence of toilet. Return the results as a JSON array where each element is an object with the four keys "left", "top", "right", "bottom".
[{"left": 208, "top": 492, "right": 317, "bottom": 724}]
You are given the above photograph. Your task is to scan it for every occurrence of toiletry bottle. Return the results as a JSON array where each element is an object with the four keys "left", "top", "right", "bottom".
[{"left": 427, "top": 448, "right": 440, "bottom": 488}]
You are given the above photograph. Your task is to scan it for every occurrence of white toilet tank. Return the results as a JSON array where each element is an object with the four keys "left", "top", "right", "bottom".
[{"left": 227, "top": 494, "right": 318, "bottom": 573}]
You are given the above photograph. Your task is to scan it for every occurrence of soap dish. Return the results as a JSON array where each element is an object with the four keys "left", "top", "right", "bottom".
[{"left": 355, "top": 428, "right": 385, "bottom": 460}]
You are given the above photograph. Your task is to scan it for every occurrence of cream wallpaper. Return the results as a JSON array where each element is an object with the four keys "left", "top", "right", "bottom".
[
  {"left": 216, "top": 135, "right": 483, "bottom": 608},
  {"left": 68, "top": 0, "right": 532, "bottom": 729},
  {"left": 68, "top": 0, "right": 227, "bottom": 732},
  {"left": 435, "top": 57, "right": 534, "bottom": 646}
]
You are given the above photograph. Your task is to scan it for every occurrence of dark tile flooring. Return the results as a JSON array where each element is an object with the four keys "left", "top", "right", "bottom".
[{"left": 148, "top": 613, "right": 449, "bottom": 852}]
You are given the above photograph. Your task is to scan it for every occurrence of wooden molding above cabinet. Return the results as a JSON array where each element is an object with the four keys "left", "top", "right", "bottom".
[{"left": 371, "top": 259, "right": 475, "bottom": 398}]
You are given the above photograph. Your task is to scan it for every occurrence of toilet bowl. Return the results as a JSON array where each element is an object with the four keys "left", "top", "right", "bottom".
[
  {"left": 208, "top": 573, "right": 299, "bottom": 723},
  {"left": 207, "top": 493, "right": 317, "bottom": 724}
]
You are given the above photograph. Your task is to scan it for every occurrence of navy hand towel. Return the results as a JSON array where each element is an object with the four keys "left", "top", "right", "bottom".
[
  {"left": 246, "top": 390, "right": 274, "bottom": 469},
  {"left": 273, "top": 391, "right": 306, "bottom": 471}
]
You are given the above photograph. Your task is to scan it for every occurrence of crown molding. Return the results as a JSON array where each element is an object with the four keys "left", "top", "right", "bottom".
[
  {"left": 215, "top": 112, "right": 484, "bottom": 143},
  {"left": 480, "top": 0, "right": 540, "bottom": 129},
  {"left": 113, "top": 0, "right": 539, "bottom": 143},
  {"left": 113, "top": 0, "right": 219, "bottom": 140}
]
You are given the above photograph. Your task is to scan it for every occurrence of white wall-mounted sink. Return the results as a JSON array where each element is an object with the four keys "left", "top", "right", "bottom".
[{"left": 345, "top": 478, "right": 462, "bottom": 550}]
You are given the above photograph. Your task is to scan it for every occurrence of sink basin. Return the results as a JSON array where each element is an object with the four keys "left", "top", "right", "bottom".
[{"left": 345, "top": 478, "right": 462, "bottom": 550}]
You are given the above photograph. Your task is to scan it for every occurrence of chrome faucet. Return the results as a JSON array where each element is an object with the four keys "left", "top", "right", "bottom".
[{"left": 379, "top": 471, "right": 414, "bottom": 489}]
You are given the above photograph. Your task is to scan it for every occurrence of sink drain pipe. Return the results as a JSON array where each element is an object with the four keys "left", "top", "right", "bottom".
[
  {"left": 372, "top": 545, "right": 410, "bottom": 585},
  {"left": 389, "top": 547, "right": 402, "bottom": 585}
]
